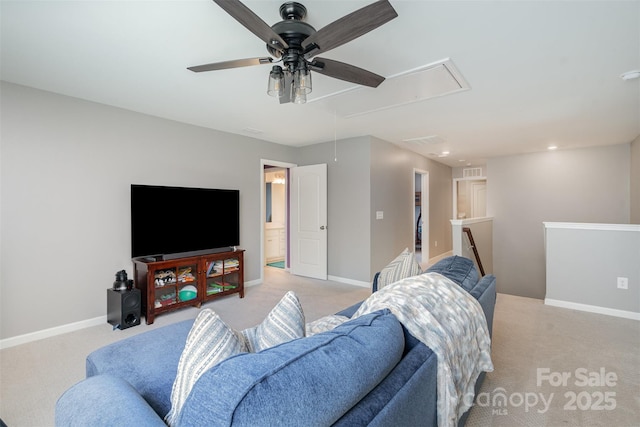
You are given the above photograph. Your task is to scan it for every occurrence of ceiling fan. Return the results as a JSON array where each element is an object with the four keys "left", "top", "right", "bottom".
[{"left": 188, "top": 0, "right": 398, "bottom": 104}]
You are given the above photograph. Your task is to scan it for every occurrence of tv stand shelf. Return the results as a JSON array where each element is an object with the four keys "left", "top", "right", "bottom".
[{"left": 133, "top": 249, "right": 244, "bottom": 324}]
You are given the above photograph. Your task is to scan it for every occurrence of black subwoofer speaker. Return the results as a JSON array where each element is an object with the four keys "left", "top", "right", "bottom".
[{"left": 107, "top": 288, "right": 141, "bottom": 329}]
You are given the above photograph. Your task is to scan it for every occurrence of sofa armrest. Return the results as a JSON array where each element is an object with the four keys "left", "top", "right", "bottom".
[
  {"left": 372, "top": 272, "right": 380, "bottom": 293},
  {"left": 472, "top": 274, "right": 497, "bottom": 338},
  {"left": 55, "top": 375, "right": 166, "bottom": 427}
]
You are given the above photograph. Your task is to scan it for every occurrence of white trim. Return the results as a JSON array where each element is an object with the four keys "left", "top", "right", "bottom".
[
  {"left": 245, "top": 278, "right": 261, "bottom": 287},
  {"left": 328, "top": 275, "right": 371, "bottom": 288},
  {"left": 450, "top": 216, "right": 494, "bottom": 226},
  {"left": 1, "top": 279, "right": 265, "bottom": 349},
  {"left": 543, "top": 222, "right": 640, "bottom": 232},
  {"left": 427, "top": 250, "right": 453, "bottom": 265},
  {"left": 545, "top": 298, "right": 640, "bottom": 321},
  {"left": 0, "top": 316, "right": 107, "bottom": 350}
]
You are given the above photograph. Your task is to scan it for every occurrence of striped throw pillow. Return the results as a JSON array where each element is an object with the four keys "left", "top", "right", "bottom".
[
  {"left": 165, "top": 291, "right": 305, "bottom": 426},
  {"left": 242, "top": 291, "right": 305, "bottom": 352},
  {"left": 377, "top": 248, "right": 421, "bottom": 290},
  {"left": 164, "top": 309, "right": 246, "bottom": 426}
]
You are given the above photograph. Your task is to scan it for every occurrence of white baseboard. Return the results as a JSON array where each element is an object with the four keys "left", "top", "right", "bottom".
[
  {"left": 328, "top": 275, "right": 371, "bottom": 288},
  {"left": 428, "top": 250, "right": 453, "bottom": 265},
  {"left": 245, "top": 278, "right": 261, "bottom": 287},
  {"left": 0, "top": 315, "right": 107, "bottom": 350},
  {"left": 544, "top": 298, "right": 640, "bottom": 321}
]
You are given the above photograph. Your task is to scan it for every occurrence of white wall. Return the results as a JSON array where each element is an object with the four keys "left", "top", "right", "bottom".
[
  {"left": 0, "top": 82, "right": 297, "bottom": 340},
  {"left": 487, "top": 144, "right": 631, "bottom": 299}
]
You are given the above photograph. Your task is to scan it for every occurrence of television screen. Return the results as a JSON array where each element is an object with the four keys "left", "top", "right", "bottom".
[{"left": 131, "top": 184, "right": 240, "bottom": 259}]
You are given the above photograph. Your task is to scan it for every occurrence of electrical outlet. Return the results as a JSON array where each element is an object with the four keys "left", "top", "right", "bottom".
[
  {"left": 617, "top": 277, "right": 628, "bottom": 290},
  {"left": 434, "top": 241, "right": 438, "bottom": 248}
]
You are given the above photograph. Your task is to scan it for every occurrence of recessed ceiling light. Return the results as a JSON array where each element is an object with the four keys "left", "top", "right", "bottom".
[
  {"left": 437, "top": 151, "right": 450, "bottom": 158},
  {"left": 548, "top": 145, "right": 558, "bottom": 150},
  {"left": 621, "top": 70, "right": 640, "bottom": 81}
]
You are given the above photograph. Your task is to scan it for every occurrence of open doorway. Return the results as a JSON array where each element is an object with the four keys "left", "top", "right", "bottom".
[
  {"left": 453, "top": 178, "right": 487, "bottom": 219},
  {"left": 261, "top": 160, "right": 296, "bottom": 282},
  {"left": 414, "top": 169, "right": 429, "bottom": 268},
  {"left": 264, "top": 167, "right": 287, "bottom": 268}
]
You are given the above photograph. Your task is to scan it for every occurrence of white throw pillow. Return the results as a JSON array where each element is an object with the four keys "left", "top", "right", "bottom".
[
  {"left": 165, "top": 291, "right": 305, "bottom": 426},
  {"left": 377, "top": 248, "right": 422, "bottom": 290}
]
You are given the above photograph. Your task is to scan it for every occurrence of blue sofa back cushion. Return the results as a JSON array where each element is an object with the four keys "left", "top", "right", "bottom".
[
  {"left": 176, "top": 310, "right": 404, "bottom": 427},
  {"left": 333, "top": 329, "right": 438, "bottom": 427},
  {"left": 425, "top": 255, "right": 478, "bottom": 293},
  {"left": 86, "top": 318, "right": 195, "bottom": 417}
]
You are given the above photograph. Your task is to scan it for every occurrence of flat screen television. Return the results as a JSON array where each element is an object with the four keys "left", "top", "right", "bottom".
[{"left": 131, "top": 184, "right": 240, "bottom": 259}]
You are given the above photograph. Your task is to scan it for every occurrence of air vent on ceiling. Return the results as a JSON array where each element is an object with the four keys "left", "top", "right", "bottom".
[
  {"left": 463, "top": 167, "right": 483, "bottom": 178},
  {"left": 312, "top": 58, "right": 470, "bottom": 118},
  {"left": 402, "top": 135, "right": 445, "bottom": 145}
]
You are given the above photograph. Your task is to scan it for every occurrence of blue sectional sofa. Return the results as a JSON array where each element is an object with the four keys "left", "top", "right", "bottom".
[{"left": 56, "top": 256, "right": 496, "bottom": 426}]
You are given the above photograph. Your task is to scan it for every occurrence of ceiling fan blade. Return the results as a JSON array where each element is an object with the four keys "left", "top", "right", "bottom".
[
  {"left": 213, "top": 0, "right": 288, "bottom": 51},
  {"left": 188, "top": 57, "right": 272, "bottom": 72},
  {"left": 303, "top": 0, "right": 397, "bottom": 57},
  {"left": 310, "top": 57, "right": 385, "bottom": 88}
]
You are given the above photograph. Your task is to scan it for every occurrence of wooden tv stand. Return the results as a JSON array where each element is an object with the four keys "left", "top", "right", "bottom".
[{"left": 132, "top": 249, "right": 244, "bottom": 324}]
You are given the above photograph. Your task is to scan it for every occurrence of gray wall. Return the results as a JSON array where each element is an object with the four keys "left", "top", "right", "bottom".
[
  {"left": 545, "top": 224, "right": 639, "bottom": 315},
  {"left": 370, "top": 137, "right": 452, "bottom": 277},
  {"left": 632, "top": 135, "right": 640, "bottom": 224},
  {"left": 1, "top": 83, "right": 453, "bottom": 340},
  {"left": 296, "top": 136, "right": 454, "bottom": 282},
  {"left": 0, "top": 82, "right": 297, "bottom": 339},
  {"left": 487, "top": 144, "right": 631, "bottom": 299},
  {"left": 295, "top": 137, "right": 372, "bottom": 282}
]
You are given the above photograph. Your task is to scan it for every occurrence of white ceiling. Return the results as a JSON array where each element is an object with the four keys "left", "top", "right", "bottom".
[{"left": 2, "top": 0, "right": 639, "bottom": 167}]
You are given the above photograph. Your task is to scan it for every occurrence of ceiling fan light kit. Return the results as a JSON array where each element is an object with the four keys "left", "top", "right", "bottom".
[{"left": 189, "top": 0, "right": 398, "bottom": 104}]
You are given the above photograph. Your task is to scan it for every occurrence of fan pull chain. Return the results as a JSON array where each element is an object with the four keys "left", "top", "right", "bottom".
[{"left": 334, "top": 110, "right": 338, "bottom": 162}]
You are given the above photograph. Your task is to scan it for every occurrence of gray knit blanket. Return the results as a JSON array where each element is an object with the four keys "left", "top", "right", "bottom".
[{"left": 308, "top": 272, "right": 493, "bottom": 427}]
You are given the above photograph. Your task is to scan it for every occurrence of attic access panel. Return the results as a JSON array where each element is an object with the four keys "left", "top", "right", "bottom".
[{"left": 313, "top": 58, "right": 470, "bottom": 118}]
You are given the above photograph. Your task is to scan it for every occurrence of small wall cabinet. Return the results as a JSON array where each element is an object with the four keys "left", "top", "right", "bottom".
[{"left": 133, "top": 249, "right": 244, "bottom": 324}]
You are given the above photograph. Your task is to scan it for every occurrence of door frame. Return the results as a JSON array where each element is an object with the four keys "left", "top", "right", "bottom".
[
  {"left": 413, "top": 169, "right": 429, "bottom": 264},
  {"left": 260, "top": 159, "right": 297, "bottom": 284},
  {"left": 453, "top": 177, "right": 487, "bottom": 220}
]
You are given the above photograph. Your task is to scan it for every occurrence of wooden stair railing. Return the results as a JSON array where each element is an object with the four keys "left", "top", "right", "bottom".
[{"left": 462, "top": 227, "right": 485, "bottom": 277}]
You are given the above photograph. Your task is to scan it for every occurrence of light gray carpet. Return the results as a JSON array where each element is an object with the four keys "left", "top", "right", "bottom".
[
  {"left": 466, "top": 294, "right": 640, "bottom": 427},
  {"left": 1, "top": 269, "right": 638, "bottom": 426}
]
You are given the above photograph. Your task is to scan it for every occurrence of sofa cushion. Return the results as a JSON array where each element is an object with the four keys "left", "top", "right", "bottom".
[
  {"left": 175, "top": 310, "right": 404, "bottom": 427},
  {"left": 425, "top": 255, "right": 478, "bottom": 292},
  {"left": 165, "top": 291, "right": 305, "bottom": 426},
  {"left": 377, "top": 248, "right": 422, "bottom": 291}
]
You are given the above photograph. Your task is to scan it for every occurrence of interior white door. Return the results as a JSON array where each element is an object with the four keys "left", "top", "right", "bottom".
[
  {"left": 471, "top": 182, "right": 487, "bottom": 218},
  {"left": 290, "top": 164, "right": 327, "bottom": 280}
]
